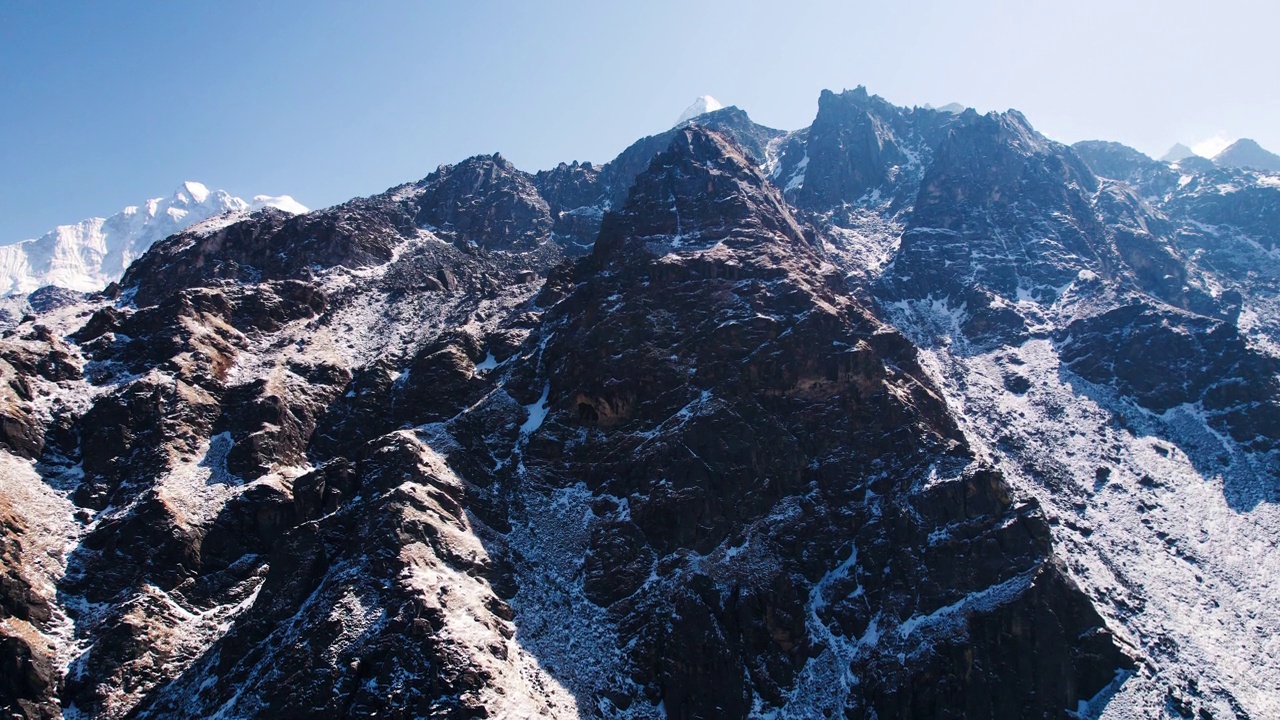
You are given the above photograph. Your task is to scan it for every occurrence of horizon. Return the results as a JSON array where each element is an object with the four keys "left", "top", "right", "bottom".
[{"left": 2, "top": 0, "right": 1277, "bottom": 240}]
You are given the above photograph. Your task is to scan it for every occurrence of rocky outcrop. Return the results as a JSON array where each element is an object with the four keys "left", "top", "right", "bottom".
[
  {"left": 533, "top": 105, "right": 787, "bottom": 250},
  {"left": 414, "top": 153, "right": 555, "bottom": 251},
  {"left": 0, "top": 328, "right": 79, "bottom": 460},
  {"left": 0, "top": 493, "right": 61, "bottom": 720}
]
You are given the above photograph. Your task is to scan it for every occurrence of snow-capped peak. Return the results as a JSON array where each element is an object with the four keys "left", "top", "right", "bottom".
[
  {"left": 0, "top": 182, "right": 306, "bottom": 297},
  {"left": 178, "top": 180, "right": 211, "bottom": 204},
  {"left": 675, "top": 95, "right": 725, "bottom": 126},
  {"left": 251, "top": 194, "right": 309, "bottom": 215}
]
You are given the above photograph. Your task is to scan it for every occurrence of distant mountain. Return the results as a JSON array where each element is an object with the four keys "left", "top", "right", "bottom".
[
  {"left": 1073, "top": 140, "right": 1179, "bottom": 197},
  {"left": 0, "top": 182, "right": 306, "bottom": 297},
  {"left": 674, "top": 94, "right": 724, "bottom": 125},
  {"left": 1161, "top": 142, "right": 1196, "bottom": 162},
  {"left": 1213, "top": 138, "right": 1280, "bottom": 171}
]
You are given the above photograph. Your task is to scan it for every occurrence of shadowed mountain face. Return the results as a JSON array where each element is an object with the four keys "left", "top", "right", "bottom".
[
  {"left": 509, "top": 128, "right": 1128, "bottom": 718},
  {"left": 3, "top": 88, "right": 1280, "bottom": 720}
]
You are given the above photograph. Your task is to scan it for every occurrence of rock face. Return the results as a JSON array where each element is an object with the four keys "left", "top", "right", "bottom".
[
  {"left": 504, "top": 128, "right": 1128, "bottom": 718},
  {"left": 792, "top": 87, "right": 958, "bottom": 213},
  {"left": 2, "top": 89, "right": 1280, "bottom": 720},
  {"left": 532, "top": 105, "right": 788, "bottom": 250}
]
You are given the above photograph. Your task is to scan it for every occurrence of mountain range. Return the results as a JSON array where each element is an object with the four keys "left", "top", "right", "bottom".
[
  {"left": 1, "top": 88, "right": 1278, "bottom": 720},
  {"left": 0, "top": 183, "right": 306, "bottom": 300},
  {"left": 1159, "top": 137, "right": 1280, "bottom": 172}
]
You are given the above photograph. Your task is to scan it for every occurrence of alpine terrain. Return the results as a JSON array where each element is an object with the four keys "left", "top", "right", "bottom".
[
  {"left": 0, "top": 182, "right": 307, "bottom": 302},
  {"left": 1, "top": 88, "right": 1278, "bottom": 719}
]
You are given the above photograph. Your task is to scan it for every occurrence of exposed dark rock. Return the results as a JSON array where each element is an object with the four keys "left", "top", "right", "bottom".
[
  {"left": 505, "top": 126, "right": 1128, "bottom": 717},
  {"left": 795, "top": 86, "right": 959, "bottom": 213},
  {"left": 1058, "top": 304, "right": 1280, "bottom": 452},
  {"left": 414, "top": 153, "right": 554, "bottom": 251}
]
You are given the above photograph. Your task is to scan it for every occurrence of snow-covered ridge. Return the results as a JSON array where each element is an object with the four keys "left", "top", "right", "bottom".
[
  {"left": 675, "top": 95, "right": 724, "bottom": 126},
  {"left": 0, "top": 181, "right": 307, "bottom": 297}
]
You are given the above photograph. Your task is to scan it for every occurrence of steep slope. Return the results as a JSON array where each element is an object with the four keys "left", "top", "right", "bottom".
[
  {"left": 0, "top": 183, "right": 306, "bottom": 299},
  {"left": 494, "top": 126, "right": 1129, "bottom": 718},
  {"left": 1072, "top": 141, "right": 1179, "bottom": 200},
  {"left": 0, "top": 157, "right": 577, "bottom": 719},
  {"left": 782, "top": 87, "right": 960, "bottom": 217},
  {"left": 871, "top": 109, "right": 1280, "bottom": 720}
]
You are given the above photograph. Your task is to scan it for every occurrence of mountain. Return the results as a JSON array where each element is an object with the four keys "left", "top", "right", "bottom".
[
  {"left": 0, "top": 182, "right": 307, "bottom": 298},
  {"left": 1213, "top": 138, "right": 1280, "bottom": 172},
  {"left": 1073, "top": 140, "right": 1181, "bottom": 201},
  {"left": 675, "top": 94, "right": 724, "bottom": 125},
  {"left": 2, "top": 90, "right": 1279, "bottom": 720},
  {"left": 1160, "top": 142, "right": 1196, "bottom": 163}
]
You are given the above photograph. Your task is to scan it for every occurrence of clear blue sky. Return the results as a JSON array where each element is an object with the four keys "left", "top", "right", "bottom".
[{"left": 2, "top": 0, "right": 1277, "bottom": 240}]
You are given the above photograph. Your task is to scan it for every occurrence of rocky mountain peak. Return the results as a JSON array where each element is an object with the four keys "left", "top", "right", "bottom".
[
  {"left": 594, "top": 126, "right": 806, "bottom": 261},
  {"left": 1161, "top": 142, "right": 1196, "bottom": 163},
  {"left": 675, "top": 94, "right": 724, "bottom": 125},
  {"left": 414, "top": 152, "right": 552, "bottom": 250},
  {"left": 912, "top": 109, "right": 1097, "bottom": 227},
  {"left": 794, "top": 86, "right": 961, "bottom": 212}
]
